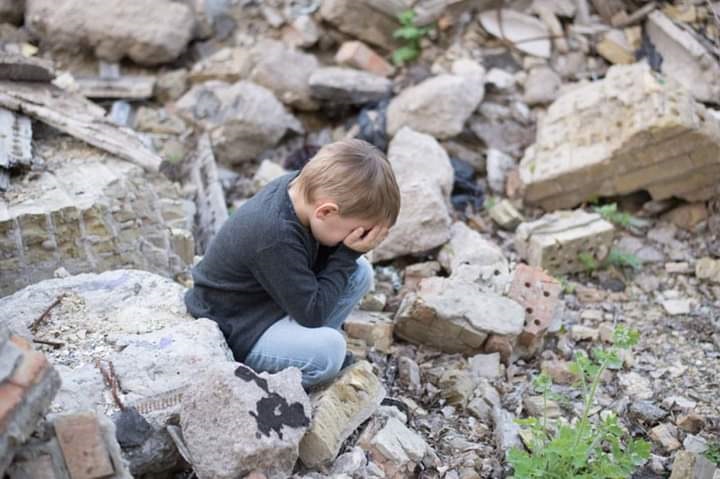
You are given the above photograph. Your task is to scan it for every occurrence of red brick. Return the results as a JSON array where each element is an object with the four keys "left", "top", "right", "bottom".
[
  {"left": 335, "top": 41, "right": 394, "bottom": 77},
  {"left": 509, "top": 264, "right": 561, "bottom": 350},
  {"left": 0, "top": 382, "right": 25, "bottom": 432},
  {"left": 54, "top": 412, "right": 115, "bottom": 479},
  {"left": 483, "top": 335, "right": 513, "bottom": 364}
]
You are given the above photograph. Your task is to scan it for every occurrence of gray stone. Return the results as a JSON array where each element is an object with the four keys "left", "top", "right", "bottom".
[
  {"left": 176, "top": 80, "right": 302, "bottom": 165},
  {"left": 619, "top": 372, "right": 653, "bottom": 400},
  {"left": 320, "top": 0, "right": 399, "bottom": 50},
  {"left": 493, "top": 408, "right": 523, "bottom": 454},
  {"left": 486, "top": 148, "right": 516, "bottom": 194},
  {"left": 669, "top": 451, "right": 718, "bottom": 479},
  {"left": 122, "top": 427, "right": 181, "bottom": 477},
  {"left": 250, "top": 39, "right": 320, "bottom": 111},
  {"left": 469, "top": 353, "right": 501, "bottom": 379},
  {"left": 155, "top": 69, "right": 189, "bottom": 102},
  {"left": 189, "top": 47, "right": 255, "bottom": 84},
  {"left": 629, "top": 401, "right": 667, "bottom": 424},
  {"left": 113, "top": 407, "right": 153, "bottom": 448},
  {"left": 309, "top": 67, "right": 391, "bottom": 105},
  {"left": 299, "top": 361, "right": 385, "bottom": 468},
  {"left": 0, "top": 139, "right": 194, "bottom": 297},
  {"left": 387, "top": 72, "right": 484, "bottom": 139},
  {"left": 394, "top": 275, "right": 525, "bottom": 354},
  {"left": 367, "top": 417, "right": 429, "bottom": 477},
  {"left": 26, "top": 0, "right": 195, "bottom": 65},
  {"left": 683, "top": 435, "right": 709, "bottom": 455},
  {"left": 523, "top": 66, "right": 562, "bottom": 105},
  {"left": 181, "top": 363, "right": 311, "bottom": 479},
  {"left": 438, "top": 221, "right": 511, "bottom": 294},
  {"left": 330, "top": 447, "right": 367, "bottom": 476},
  {"left": 370, "top": 128, "right": 453, "bottom": 262},
  {"left": 397, "top": 356, "right": 422, "bottom": 394}
]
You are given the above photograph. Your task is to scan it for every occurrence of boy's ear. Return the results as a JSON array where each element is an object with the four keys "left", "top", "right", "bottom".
[{"left": 315, "top": 202, "right": 339, "bottom": 219}]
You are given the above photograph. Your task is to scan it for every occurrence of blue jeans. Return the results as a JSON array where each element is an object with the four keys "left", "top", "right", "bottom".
[{"left": 244, "top": 257, "right": 374, "bottom": 387}]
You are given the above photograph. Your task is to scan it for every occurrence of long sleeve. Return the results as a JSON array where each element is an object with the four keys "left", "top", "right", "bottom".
[{"left": 251, "top": 240, "right": 361, "bottom": 327}]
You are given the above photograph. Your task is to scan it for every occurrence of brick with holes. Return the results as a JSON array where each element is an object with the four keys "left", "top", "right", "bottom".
[
  {"left": 508, "top": 264, "right": 562, "bottom": 354},
  {"left": 515, "top": 210, "right": 615, "bottom": 275}
]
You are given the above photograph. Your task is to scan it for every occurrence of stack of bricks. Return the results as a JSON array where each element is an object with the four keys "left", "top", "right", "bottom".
[
  {"left": 0, "top": 325, "right": 61, "bottom": 476},
  {"left": 0, "top": 138, "right": 195, "bottom": 296},
  {"left": 519, "top": 63, "right": 720, "bottom": 210}
]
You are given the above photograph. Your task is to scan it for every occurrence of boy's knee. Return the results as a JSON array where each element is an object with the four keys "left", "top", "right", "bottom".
[
  {"left": 351, "top": 257, "right": 375, "bottom": 297},
  {"left": 304, "top": 328, "right": 346, "bottom": 387}
]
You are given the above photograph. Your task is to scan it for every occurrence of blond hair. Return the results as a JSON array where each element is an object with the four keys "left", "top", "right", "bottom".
[{"left": 294, "top": 139, "right": 401, "bottom": 225}]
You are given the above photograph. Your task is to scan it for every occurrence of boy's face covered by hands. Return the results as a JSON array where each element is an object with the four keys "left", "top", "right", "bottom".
[{"left": 310, "top": 202, "right": 389, "bottom": 252}]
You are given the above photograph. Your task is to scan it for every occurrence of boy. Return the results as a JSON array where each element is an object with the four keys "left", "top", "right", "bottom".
[{"left": 185, "top": 139, "right": 401, "bottom": 387}]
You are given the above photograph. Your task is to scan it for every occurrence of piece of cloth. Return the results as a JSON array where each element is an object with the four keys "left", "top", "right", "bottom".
[
  {"left": 184, "top": 172, "right": 362, "bottom": 362},
  {"left": 244, "top": 257, "right": 374, "bottom": 387}
]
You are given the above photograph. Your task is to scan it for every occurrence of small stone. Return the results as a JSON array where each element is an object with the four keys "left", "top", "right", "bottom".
[
  {"left": 665, "top": 262, "right": 691, "bottom": 274},
  {"left": 342, "top": 311, "right": 394, "bottom": 353},
  {"left": 541, "top": 359, "right": 577, "bottom": 385},
  {"left": 580, "top": 310, "right": 604, "bottom": 321},
  {"left": 629, "top": 401, "right": 667, "bottom": 424},
  {"left": 523, "top": 395, "right": 561, "bottom": 418},
  {"left": 570, "top": 325, "right": 600, "bottom": 342},
  {"left": 253, "top": 159, "right": 287, "bottom": 190},
  {"left": 523, "top": 66, "right": 562, "bottom": 105},
  {"left": 619, "top": 372, "right": 653, "bottom": 400},
  {"left": 330, "top": 447, "right": 367, "bottom": 476},
  {"left": 486, "top": 149, "right": 516, "bottom": 194},
  {"left": 286, "top": 15, "right": 320, "bottom": 48},
  {"left": 335, "top": 41, "right": 394, "bottom": 77},
  {"left": 486, "top": 68, "right": 516, "bottom": 91},
  {"left": 662, "top": 203, "right": 709, "bottom": 231},
  {"left": 397, "top": 356, "right": 422, "bottom": 394},
  {"left": 650, "top": 423, "right": 681, "bottom": 451},
  {"left": 668, "top": 451, "right": 718, "bottom": 479},
  {"left": 493, "top": 408, "right": 523, "bottom": 454},
  {"left": 696, "top": 257, "right": 720, "bottom": 284},
  {"left": 488, "top": 199, "right": 524, "bottom": 230},
  {"left": 683, "top": 435, "right": 708, "bottom": 455},
  {"left": 662, "top": 299, "right": 691, "bottom": 316},
  {"left": 360, "top": 293, "right": 387, "bottom": 312},
  {"left": 677, "top": 413, "right": 705, "bottom": 434},
  {"left": 309, "top": 67, "right": 391, "bottom": 105},
  {"left": 469, "top": 353, "right": 501, "bottom": 379},
  {"left": 663, "top": 396, "right": 697, "bottom": 412},
  {"left": 155, "top": 68, "right": 189, "bottom": 102},
  {"left": 113, "top": 407, "right": 153, "bottom": 448},
  {"left": 439, "top": 369, "right": 477, "bottom": 408}
]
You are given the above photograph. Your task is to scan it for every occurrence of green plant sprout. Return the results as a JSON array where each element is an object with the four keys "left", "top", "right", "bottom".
[
  {"left": 392, "top": 10, "right": 431, "bottom": 66},
  {"left": 593, "top": 203, "right": 633, "bottom": 228},
  {"left": 508, "top": 326, "right": 650, "bottom": 478},
  {"left": 577, "top": 249, "right": 640, "bottom": 273}
]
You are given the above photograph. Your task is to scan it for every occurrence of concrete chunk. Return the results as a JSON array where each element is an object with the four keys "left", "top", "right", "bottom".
[
  {"left": 309, "top": 67, "right": 391, "bottom": 105},
  {"left": 343, "top": 311, "right": 394, "bottom": 353},
  {"left": 519, "top": 64, "right": 720, "bottom": 210},
  {"left": 515, "top": 210, "right": 615, "bottom": 275},
  {"left": 299, "top": 361, "right": 385, "bottom": 468}
]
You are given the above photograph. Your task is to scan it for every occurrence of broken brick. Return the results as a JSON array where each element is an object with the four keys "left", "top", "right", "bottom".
[
  {"left": 335, "top": 41, "right": 394, "bottom": 77},
  {"left": 53, "top": 412, "right": 115, "bottom": 479},
  {"left": 519, "top": 64, "right": 720, "bottom": 210},
  {"left": 508, "top": 264, "right": 561, "bottom": 351}
]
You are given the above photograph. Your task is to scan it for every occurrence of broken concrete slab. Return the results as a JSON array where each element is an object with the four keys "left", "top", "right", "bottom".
[
  {"left": 0, "top": 138, "right": 194, "bottom": 296},
  {"left": 26, "top": 0, "right": 195, "bottom": 65},
  {"left": 387, "top": 69, "right": 484, "bottom": 139},
  {"left": 309, "top": 67, "right": 391, "bottom": 105},
  {"left": 370, "top": 127, "right": 453, "bottom": 262},
  {"left": 0, "top": 52, "right": 55, "bottom": 82},
  {"left": 646, "top": 10, "right": 720, "bottom": 103},
  {"left": 299, "top": 361, "right": 385, "bottom": 468},
  {"left": 519, "top": 64, "right": 720, "bottom": 210},
  {"left": 320, "top": 0, "right": 399, "bottom": 50},
  {"left": 0, "top": 334, "right": 61, "bottom": 477},
  {"left": 343, "top": 311, "right": 394, "bottom": 353},
  {"left": 515, "top": 210, "right": 615, "bottom": 275},
  {"left": 394, "top": 275, "right": 525, "bottom": 355},
  {"left": 176, "top": 80, "right": 302, "bottom": 165},
  {"left": 358, "top": 415, "right": 430, "bottom": 479},
  {"left": 696, "top": 257, "right": 720, "bottom": 284},
  {"left": 181, "top": 362, "right": 311, "bottom": 479},
  {"left": 478, "top": 9, "right": 551, "bottom": 58},
  {"left": 0, "top": 81, "right": 162, "bottom": 172}
]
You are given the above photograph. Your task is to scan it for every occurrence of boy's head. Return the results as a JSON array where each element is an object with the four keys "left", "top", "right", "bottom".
[{"left": 292, "top": 139, "right": 401, "bottom": 247}]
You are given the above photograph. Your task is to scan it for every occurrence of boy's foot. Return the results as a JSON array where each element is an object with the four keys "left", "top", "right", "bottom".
[{"left": 340, "top": 351, "right": 356, "bottom": 370}]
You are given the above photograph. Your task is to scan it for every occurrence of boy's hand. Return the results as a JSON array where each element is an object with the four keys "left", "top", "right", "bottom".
[{"left": 343, "top": 225, "right": 389, "bottom": 253}]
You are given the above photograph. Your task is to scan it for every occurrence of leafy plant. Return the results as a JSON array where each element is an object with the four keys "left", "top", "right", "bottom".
[
  {"left": 508, "top": 326, "right": 650, "bottom": 478},
  {"left": 556, "top": 276, "right": 576, "bottom": 295},
  {"left": 705, "top": 442, "right": 720, "bottom": 466},
  {"left": 593, "top": 203, "right": 633, "bottom": 228},
  {"left": 577, "top": 249, "right": 640, "bottom": 273},
  {"left": 392, "top": 10, "right": 431, "bottom": 66}
]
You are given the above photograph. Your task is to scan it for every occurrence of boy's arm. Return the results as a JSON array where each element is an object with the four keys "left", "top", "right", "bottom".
[{"left": 251, "top": 240, "right": 362, "bottom": 328}]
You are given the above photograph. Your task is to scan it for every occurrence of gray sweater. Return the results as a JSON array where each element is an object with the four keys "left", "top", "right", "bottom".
[{"left": 184, "top": 172, "right": 362, "bottom": 361}]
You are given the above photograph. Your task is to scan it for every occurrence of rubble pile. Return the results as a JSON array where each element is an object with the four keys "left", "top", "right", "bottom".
[{"left": 1, "top": 0, "right": 720, "bottom": 478}]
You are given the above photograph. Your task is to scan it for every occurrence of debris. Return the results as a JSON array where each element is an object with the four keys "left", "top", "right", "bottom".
[
  {"left": 596, "top": 29, "right": 636, "bottom": 64},
  {"left": 677, "top": 413, "right": 705, "bottom": 434},
  {"left": 370, "top": 127, "right": 453, "bottom": 262},
  {"left": 489, "top": 199, "right": 524, "bottom": 230},
  {"left": 181, "top": 363, "right": 311, "bottom": 479},
  {"left": 523, "top": 395, "right": 561, "bottom": 418},
  {"left": 387, "top": 66, "right": 484, "bottom": 139},
  {"left": 335, "top": 41, "right": 394, "bottom": 77},
  {"left": 662, "top": 298, "right": 691, "bottom": 316},
  {"left": 394, "top": 275, "right": 525, "bottom": 354},
  {"left": 154, "top": 68, "right": 189, "bottom": 103},
  {"left": 683, "top": 435, "right": 709, "bottom": 455},
  {"left": 299, "top": 361, "right": 385, "bottom": 468},
  {"left": 397, "top": 356, "right": 422, "bottom": 394},
  {"left": 486, "top": 148, "right": 516, "bottom": 194},
  {"left": 189, "top": 47, "right": 254, "bottom": 84},
  {"left": 519, "top": 64, "right": 720, "bottom": 210},
  {"left": 0, "top": 82, "right": 162, "bottom": 172},
  {"left": 523, "top": 66, "right": 562, "bottom": 105},
  {"left": 0, "top": 52, "right": 55, "bottom": 82},
  {"left": 650, "top": 423, "right": 681, "bottom": 451},
  {"left": 646, "top": 10, "right": 720, "bottom": 103},
  {"left": 0, "top": 331, "right": 61, "bottom": 477},
  {"left": 54, "top": 411, "right": 116, "bottom": 478},
  {"left": 359, "top": 292, "right": 387, "bottom": 312},
  {"left": 629, "top": 401, "right": 668, "bottom": 424},
  {"left": 515, "top": 210, "right": 615, "bottom": 275},
  {"left": 0, "top": 107, "right": 32, "bottom": 191},
  {"left": 343, "top": 311, "right": 394, "bottom": 353},
  {"left": 283, "top": 15, "right": 321, "bottom": 48},
  {"left": 541, "top": 359, "right": 578, "bottom": 384},
  {"left": 619, "top": 371, "right": 654, "bottom": 400},
  {"left": 662, "top": 203, "right": 709, "bottom": 231},
  {"left": 493, "top": 408, "right": 523, "bottom": 455},
  {"left": 76, "top": 75, "right": 156, "bottom": 100},
  {"left": 359, "top": 416, "right": 430, "bottom": 478},
  {"left": 469, "top": 353, "right": 501, "bottom": 379},
  {"left": 478, "top": 9, "right": 551, "bottom": 58},
  {"left": 668, "top": 451, "right": 719, "bottom": 479},
  {"left": 309, "top": 67, "right": 391, "bottom": 105},
  {"left": 175, "top": 80, "right": 302, "bottom": 165},
  {"left": 508, "top": 264, "right": 561, "bottom": 353},
  {"left": 570, "top": 325, "right": 600, "bottom": 342},
  {"left": 26, "top": 0, "right": 195, "bottom": 65}
]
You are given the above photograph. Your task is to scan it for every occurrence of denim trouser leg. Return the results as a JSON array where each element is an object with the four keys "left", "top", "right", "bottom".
[{"left": 244, "top": 257, "right": 374, "bottom": 387}]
